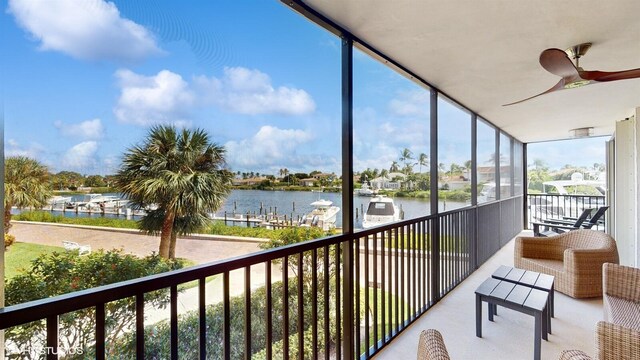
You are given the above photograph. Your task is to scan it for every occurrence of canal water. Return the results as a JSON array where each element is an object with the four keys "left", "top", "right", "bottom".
[{"left": 22, "top": 190, "right": 467, "bottom": 229}]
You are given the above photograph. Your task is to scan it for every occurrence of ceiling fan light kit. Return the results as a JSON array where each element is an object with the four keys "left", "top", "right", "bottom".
[
  {"left": 570, "top": 127, "right": 594, "bottom": 138},
  {"left": 504, "top": 42, "right": 640, "bottom": 105}
]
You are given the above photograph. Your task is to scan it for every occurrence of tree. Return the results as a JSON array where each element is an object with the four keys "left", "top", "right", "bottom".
[
  {"left": 4, "top": 157, "right": 52, "bottom": 234},
  {"left": 84, "top": 175, "right": 106, "bottom": 187},
  {"left": 51, "top": 171, "right": 83, "bottom": 190},
  {"left": 4, "top": 249, "right": 182, "bottom": 359},
  {"left": 115, "top": 126, "right": 232, "bottom": 259},
  {"left": 399, "top": 148, "right": 414, "bottom": 174},
  {"left": 390, "top": 161, "right": 400, "bottom": 173},
  {"left": 418, "top": 153, "right": 429, "bottom": 173}
]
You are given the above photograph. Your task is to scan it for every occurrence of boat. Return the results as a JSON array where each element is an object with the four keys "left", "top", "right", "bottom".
[
  {"left": 356, "top": 182, "right": 377, "bottom": 196},
  {"left": 362, "top": 195, "right": 400, "bottom": 229},
  {"left": 72, "top": 194, "right": 127, "bottom": 210},
  {"left": 48, "top": 196, "right": 73, "bottom": 207},
  {"left": 299, "top": 199, "right": 340, "bottom": 231}
]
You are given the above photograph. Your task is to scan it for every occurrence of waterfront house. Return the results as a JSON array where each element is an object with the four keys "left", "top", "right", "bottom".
[{"left": 299, "top": 178, "right": 316, "bottom": 187}]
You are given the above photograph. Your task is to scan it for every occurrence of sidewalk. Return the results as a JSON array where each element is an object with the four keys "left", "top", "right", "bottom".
[{"left": 11, "top": 222, "right": 263, "bottom": 265}]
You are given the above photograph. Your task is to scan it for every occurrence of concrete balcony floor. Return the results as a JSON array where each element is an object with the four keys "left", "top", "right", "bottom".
[{"left": 375, "top": 230, "right": 602, "bottom": 360}]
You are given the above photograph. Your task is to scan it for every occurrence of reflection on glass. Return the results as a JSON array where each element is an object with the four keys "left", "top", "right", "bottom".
[
  {"left": 353, "top": 46, "right": 430, "bottom": 227},
  {"left": 513, "top": 141, "right": 524, "bottom": 195},
  {"left": 437, "top": 96, "right": 471, "bottom": 210},
  {"left": 499, "top": 133, "right": 513, "bottom": 199},
  {"left": 477, "top": 119, "right": 497, "bottom": 203}
]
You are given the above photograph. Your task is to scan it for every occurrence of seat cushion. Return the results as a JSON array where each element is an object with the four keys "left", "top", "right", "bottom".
[
  {"left": 604, "top": 295, "right": 640, "bottom": 331},
  {"left": 518, "top": 257, "right": 564, "bottom": 277}
]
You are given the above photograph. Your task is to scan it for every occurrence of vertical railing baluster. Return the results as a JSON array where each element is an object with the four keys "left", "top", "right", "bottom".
[
  {"left": 355, "top": 237, "right": 361, "bottom": 358},
  {"left": 365, "top": 232, "right": 371, "bottom": 357},
  {"left": 335, "top": 243, "right": 341, "bottom": 360},
  {"left": 245, "top": 266, "right": 252, "bottom": 360},
  {"left": 46, "top": 315, "right": 58, "bottom": 360},
  {"left": 312, "top": 249, "right": 318, "bottom": 360},
  {"left": 223, "top": 271, "right": 231, "bottom": 360},
  {"left": 96, "top": 302, "right": 105, "bottom": 360},
  {"left": 400, "top": 225, "right": 405, "bottom": 327},
  {"left": 298, "top": 253, "right": 304, "bottom": 360},
  {"left": 412, "top": 223, "right": 417, "bottom": 320},
  {"left": 283, "top": 256, "right": 290, "bottom": 359},
  {"left": 387, "top": 229, "right": 392, "bottom": 338},
  {"left": 323, "top": 245, "right": 330, "bottom": 360},
  {"left": 136, "top": 294, "right": 144, "bottom": 359},
  {"left": 266, "top": 261, "right": 273, "bottom": 360},
  {"left": 171, "top": 285, "right": 178, "bottom": 360},
  {"left": 379, "top": 231, "right": 385, "bottom": 349},
  {"left": 394, "top": 227, "right": 399, "bottom": 335},
  {"left": 199, "top": 278, "right": 206, "bottom": 360}
]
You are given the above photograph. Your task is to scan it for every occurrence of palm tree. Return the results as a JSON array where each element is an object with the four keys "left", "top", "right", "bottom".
[
  {"left": 399, "top": 148, "right": 414, "bottom": 174},
  {"left": 4, "top": 157, "right": 52, "bottom": 234},
  {"left": 418, "top": 153, "right": 429, "bottom": 173},
  {"left": 115, "top": 125, "right": 232, "bottom": 259},
  {"left": 390, "top": 161, "right": 400, "bottom": 173}
]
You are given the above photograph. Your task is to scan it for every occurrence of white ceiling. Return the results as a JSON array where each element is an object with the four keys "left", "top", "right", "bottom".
[{"left": 301, "top": 0, "right": 640, "bottom": 143}]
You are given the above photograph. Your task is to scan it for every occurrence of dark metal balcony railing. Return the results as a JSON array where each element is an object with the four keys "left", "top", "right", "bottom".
[
  {"left": 0, "top": 196, "right": 523, "bottom": 360},
  {"left": 526, "top": 194, "right": 606, "bottom": 230}
]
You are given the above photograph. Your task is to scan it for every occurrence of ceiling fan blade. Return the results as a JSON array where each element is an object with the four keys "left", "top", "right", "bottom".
[
  {"left": 539, "top": 48, "right": 580, "bottom": 78},
  {"left": 503, "top": 79, "right": 565, "bottom": 106},
  {"left": 579, "top": 68, "right": 640, "bottom": 82}
]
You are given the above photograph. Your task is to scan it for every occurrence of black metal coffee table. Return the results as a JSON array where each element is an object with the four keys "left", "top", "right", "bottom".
[{"left": 475, "top": 277, "right": 550, "bottom": 360}]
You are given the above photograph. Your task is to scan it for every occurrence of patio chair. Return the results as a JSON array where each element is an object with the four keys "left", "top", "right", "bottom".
[
  {"left": 603, "top": 263, "right": 640, "bottom": 331},
  {"left": 417, "top": 329, "right": 450, "bottom": 360},
  {"left": 540, "top": 206, "right": 609, "bottom": 232},
  {"left": 514, "top": 229, "right": 619, "bottom": 298},
  {"left": 531, "top": 208, "right": 593, "bottom": 236},
  {"left": 558, "top": 321, "right": 640, "bottom": 360}
]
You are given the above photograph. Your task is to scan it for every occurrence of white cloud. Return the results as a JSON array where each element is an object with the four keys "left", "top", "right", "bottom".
[
  {"left": 5, "top": 139, "right": 46, "bottom": 159},
  {"left": 225, "top": 126, "right": 313, "bottom": 168},
  {"left": 114, "top": 69, "right": 194, "bottom": 126},
  {"left": 388, "top": 90, "right": 429, "bottom": 117},
  {"left": 194, "top": 67, "right": 316, "bottom": 115},
  {"left": 7, "top": 0, "right": 162, "bottom": 62},
  {"left": 54, "top": 118, "right": 104, "bottom": 139},
  {"left": 62, "top": 141, "right": 99, "bottom": 170}
]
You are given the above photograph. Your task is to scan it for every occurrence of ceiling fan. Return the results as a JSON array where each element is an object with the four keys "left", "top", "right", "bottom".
[{"left": 504, "top": 42, "right": 640, "bottom": 106}]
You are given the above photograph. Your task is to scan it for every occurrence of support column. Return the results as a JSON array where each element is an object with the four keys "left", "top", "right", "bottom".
[
  {"left": 614, "top": 113, "right": 639, "bottom": 266},
  {"left": 430, "top": 89, "right": 440, "bottom": 301},
  {"left": 340, "top": 35, "right": 355, "bottom": 359},
  {"left": 1, "top": 109, "right": 5, "bottom": 358}
]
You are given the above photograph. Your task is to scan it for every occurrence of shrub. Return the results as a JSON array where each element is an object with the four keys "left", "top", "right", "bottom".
[
  {"left": 4, "top": 249, "right": 184, "bottom": 359},
  {"left": 114, "top": 279, "right": 338, "bottom": 359},
  {"left": 4, "top": 233, "right": 15, "bottom": 249},
  {"left": 13, "top": 211, "right": 64, "bottom": 223}
]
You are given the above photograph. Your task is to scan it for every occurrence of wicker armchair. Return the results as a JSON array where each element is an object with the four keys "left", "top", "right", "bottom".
[
  {"left": 514, "top": 229, "right": 619, "bottom": 298},
  {"left": 417, "top": 329, "right": 450, "bottom": 360},
  {"left": 558, "top": 321, "right": 640, "bottom": 360},
  {"left": 603, "top": 263, "right": 640, "bottom": 331}
]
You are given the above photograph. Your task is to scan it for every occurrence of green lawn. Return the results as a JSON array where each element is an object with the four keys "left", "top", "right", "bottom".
[{"left": 5, "top": 242, "right": 63, "bottom": 280}]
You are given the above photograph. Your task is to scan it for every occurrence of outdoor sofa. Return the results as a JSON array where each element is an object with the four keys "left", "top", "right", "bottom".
[{"left": 514, "top": 229, "right": 618, "bottom": 298}]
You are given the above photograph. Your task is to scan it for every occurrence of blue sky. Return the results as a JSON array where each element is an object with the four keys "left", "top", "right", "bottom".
[{"left": 3, "top": 0, "right": 606, "bottom": 176}]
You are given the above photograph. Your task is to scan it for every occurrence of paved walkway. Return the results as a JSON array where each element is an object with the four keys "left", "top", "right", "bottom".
[
  {"left": 11, "top": 222, "right": 262, "bottom": 264},
  {"left": 10, "top": 222, "right": 280, "bottom": 323}
]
